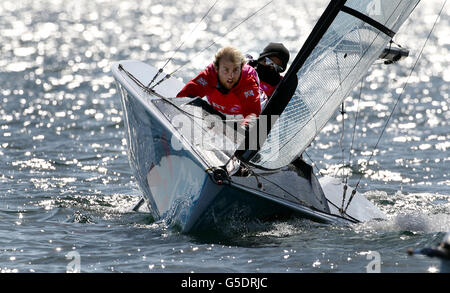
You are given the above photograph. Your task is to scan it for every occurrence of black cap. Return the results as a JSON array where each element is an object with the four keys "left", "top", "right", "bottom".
[{"left": 258, "top": 42, "right": 290, "bottom": 72}]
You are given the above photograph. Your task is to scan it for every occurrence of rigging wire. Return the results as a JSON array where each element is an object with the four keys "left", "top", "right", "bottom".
[
  {"left": 237, "top": 161, "right": 312, "bottom": 206},
  {"left": 343, "top": 0, "right": 448, "bottom": 213},
  {"left": 339, "top": 77, "right": 364, "bottom": 213},
  {"left": 301, "top": 151, "right": 358, "bottom": 222},
  {"left": 150, "top": 0, "right": 273, "bottom": 90},
  {"left": 335, "top": 99, "right": 349, "bottom": 213},
  {"left": 338, "top": 102, "right": 348, "bottom": 214},
  {"left": 348, "top": 77, "right": 364, "bottom": 169},
  {"left": 303, "top": 151, "right": 325, "bottom": 177},
  {"left": 118, "top": 64, "right": 205, "bottom": 119},
  {"left": 147, "top": 0, "right": 220, "bottom": 88},
  {"left": 337, "top": 101, "right": 347, "bottom": 178}
]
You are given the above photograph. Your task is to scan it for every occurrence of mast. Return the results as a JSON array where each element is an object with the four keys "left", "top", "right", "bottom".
[
  {"left": 235, "top": 0, "right": 420, "bottom": 170},
  {"left": 235, "top": 0, "right": 348, "bottom": 163}
]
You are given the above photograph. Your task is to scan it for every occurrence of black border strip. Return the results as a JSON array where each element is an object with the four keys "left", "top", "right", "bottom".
[{"left": 341, "top": 5, "right": 396, "bottom": 38}]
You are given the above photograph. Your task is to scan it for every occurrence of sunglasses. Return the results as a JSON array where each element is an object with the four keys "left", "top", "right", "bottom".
[{"left": 260, "top": 57, "right": 284, "bottom": 72}]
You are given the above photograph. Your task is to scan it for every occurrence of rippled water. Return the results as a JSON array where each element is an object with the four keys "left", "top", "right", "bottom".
[{"left": 0, "top": 0, "right": 449, "bottom": 273}]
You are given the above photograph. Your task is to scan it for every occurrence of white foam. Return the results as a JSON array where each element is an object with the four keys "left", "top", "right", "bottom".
[{"left": 356, "top": 212, "right": 450, "bottom": 233}]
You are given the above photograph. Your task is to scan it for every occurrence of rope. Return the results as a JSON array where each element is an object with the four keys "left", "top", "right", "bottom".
[{"left": 344, "top": 0, "right": 448, "bottom": 213}]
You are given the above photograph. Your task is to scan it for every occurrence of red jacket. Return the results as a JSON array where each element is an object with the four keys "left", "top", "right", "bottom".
[
  {"left": 260, "top": 80, "right": 277, "bottom": 98},
  {"left": 176, "top": 64, "right": 261, "bottom": 118}
]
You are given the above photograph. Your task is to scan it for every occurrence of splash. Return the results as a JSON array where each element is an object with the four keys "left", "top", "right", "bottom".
[{"left": 355, "top": 190, "right": 450, "bottom": 233}]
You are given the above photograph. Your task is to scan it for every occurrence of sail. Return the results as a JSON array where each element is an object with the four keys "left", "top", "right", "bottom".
[{"left": 236, "top": 0, "right": 420, "bottom": 170}]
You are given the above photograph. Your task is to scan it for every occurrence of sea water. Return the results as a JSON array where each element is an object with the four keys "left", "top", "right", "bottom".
[{"left": 0, "top": 0, "right": 449, "bottom": 273}]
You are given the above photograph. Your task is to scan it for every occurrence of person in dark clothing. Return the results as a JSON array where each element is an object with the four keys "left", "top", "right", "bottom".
[{"left": 248, "top": 42, "right": 290, "bottom": 104}]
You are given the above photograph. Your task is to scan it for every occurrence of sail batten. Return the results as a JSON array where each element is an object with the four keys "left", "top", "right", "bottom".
[
  {"left": 236, "top": 0, "right": 420, "bottom": 170},
  {"left": 341, "top": 6, "right": 395, "bottom": 38}
]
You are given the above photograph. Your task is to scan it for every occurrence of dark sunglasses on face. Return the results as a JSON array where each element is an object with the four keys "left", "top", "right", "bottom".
[{"left": 259, "top": 57, "right": 284, "bottom": 72}]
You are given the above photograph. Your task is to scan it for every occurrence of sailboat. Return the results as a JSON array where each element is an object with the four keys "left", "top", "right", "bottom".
[{"left": 111, "top": 0, "right": 420, "bottom": 234}]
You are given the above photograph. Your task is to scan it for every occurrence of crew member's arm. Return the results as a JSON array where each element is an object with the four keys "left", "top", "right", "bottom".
[{"left": 241, "top": 76, "right": 262, "bottom": 119}]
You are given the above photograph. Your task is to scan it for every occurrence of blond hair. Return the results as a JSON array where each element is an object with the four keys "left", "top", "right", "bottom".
[{"left": 213, "top": 46, "right": 246, "bottom": 69}]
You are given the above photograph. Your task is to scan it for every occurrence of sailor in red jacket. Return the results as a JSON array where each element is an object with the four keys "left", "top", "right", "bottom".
[{"left": 176, "top": 46, "right": 263, "bottom": 120}]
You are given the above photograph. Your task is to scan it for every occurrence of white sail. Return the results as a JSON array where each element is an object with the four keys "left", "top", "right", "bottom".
[{"left": 248, "top": 0, "right": 419, "bottom": 170}]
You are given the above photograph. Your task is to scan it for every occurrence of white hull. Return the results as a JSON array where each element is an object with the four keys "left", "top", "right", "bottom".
[{"left": 111, "top": 60, "right": 387, "bottom": 233}]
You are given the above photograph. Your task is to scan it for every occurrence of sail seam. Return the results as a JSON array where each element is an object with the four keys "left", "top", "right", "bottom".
[{"left": 341, "top": 6, "right": 395, "bottom": 38}]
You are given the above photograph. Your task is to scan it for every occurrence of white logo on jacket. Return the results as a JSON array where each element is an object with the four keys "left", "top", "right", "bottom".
[
  {"left": 244, "top": 90, "right": 254, "bottom": 98},
  {"left": 228, "top": 105, "right": 241, "bottom": 113},
  {"left": 211, "top": 102, "right": 225, "bottom": 111},
  {"left": 197, "top": 77, "right": 208, "bottom": 86}
]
